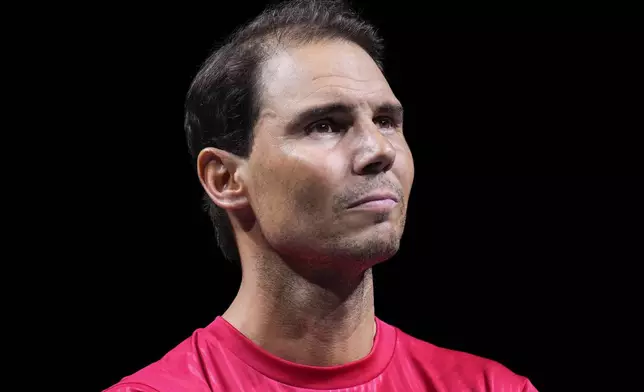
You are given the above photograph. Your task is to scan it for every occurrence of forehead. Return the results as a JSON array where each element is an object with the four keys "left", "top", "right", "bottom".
[{"left": 260, "top": 40, "right": 397, "bottom": 114}]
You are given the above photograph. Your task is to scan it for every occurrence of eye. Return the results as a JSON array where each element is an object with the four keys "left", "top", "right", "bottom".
[
  {"left": 374, "top": 116, "right": 397, "bottom": 129},
  {"left": 305, "top": 119, "right": 340, "bottom": 134}
]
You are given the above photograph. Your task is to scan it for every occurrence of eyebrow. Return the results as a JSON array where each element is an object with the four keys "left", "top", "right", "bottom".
[{"left": 288, "top": 102, "right": 404, "bottom": 128}]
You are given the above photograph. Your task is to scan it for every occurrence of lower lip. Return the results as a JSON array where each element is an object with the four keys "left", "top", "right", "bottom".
[{"left": 350, "top": 199, "right": 398, "bottom": 210}]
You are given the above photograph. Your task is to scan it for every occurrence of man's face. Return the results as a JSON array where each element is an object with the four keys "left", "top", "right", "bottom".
[{"left": 246, "top": 39, "right": 414, "bottom": 272}]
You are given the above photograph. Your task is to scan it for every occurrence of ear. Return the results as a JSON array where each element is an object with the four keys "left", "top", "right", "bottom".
[{"left": 197, "top": 147, "right": 249, "bottom": 211}]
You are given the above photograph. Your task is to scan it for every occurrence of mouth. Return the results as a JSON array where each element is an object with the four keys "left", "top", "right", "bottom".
[{"left": 348, "top": 192, "right": 400, "bottom": 209}]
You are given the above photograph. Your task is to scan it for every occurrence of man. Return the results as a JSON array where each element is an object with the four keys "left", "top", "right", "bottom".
[{"left": 106, "top": 0, "right": 538, "bottom": 390}]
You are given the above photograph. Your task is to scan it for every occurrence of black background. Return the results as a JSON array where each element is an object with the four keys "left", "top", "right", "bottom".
[{"left": 82, "top": 2, "right": 642, "bottom": 391}]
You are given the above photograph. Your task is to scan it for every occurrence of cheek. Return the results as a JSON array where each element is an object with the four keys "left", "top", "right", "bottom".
[
  {"left": 252, "top": 156, "right": 335, "bottom": 228},
  {"left": 405, "top": 152, "right": 415, "bottom": 187},
  {"left": 290, "top": 165, "right": 336, "bottom": 222},
  {"left": 394, "top": 144, "right": 415, "bottom": 187},
  {"left": 251, "top": 158, "right": 339, "bottom": 255}
]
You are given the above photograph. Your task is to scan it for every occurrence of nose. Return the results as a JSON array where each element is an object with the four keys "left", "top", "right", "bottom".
[{"left": 352, "top": 121, "right": 396, "bottom": 175}]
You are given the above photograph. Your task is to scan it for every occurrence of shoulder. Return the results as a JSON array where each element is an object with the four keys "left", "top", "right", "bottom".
[
  {"left": 395, "top": 329, "right": 538, "bottom": 391},
  {"left": 103, "top": 329, "right": 218, "bottom": 392},
  {"left": 103, "top": 382, "right": 161, "bottom": 392}
]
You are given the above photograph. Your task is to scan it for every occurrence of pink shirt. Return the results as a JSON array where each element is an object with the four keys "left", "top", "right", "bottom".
[{"left": 105, "top": 316, "right": 538, "bottom": 391}]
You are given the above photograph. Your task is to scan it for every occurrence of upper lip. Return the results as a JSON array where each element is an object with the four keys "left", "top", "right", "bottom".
[{"left": 348, "top": 191, "right": 399, "bottom": 208}]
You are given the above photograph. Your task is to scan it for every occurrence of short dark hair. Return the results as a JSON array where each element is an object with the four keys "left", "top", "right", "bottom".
[{"left": 184, "top": 0, "right": 385, "bottom": 264}]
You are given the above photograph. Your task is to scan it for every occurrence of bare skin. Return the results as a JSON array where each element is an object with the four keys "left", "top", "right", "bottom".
[{"left": 197, "top": 39, "right": 414, "bottom": 366}]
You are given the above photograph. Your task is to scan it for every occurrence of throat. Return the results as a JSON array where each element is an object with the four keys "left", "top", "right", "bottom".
[{"left": 222, "top": 267, "right": 376, "bottom": 366}]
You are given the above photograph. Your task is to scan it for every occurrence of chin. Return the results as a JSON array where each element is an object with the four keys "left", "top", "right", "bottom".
[{"left": 332, "top": 231, "right": 401, "bottom": 266}]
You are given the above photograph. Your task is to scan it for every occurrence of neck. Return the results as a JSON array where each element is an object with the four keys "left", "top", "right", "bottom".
[{"left": 222, "top": 253, "right": 376, "bottom": 367}]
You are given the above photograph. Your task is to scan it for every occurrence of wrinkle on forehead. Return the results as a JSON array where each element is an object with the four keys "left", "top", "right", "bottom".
[
  {"left": 297, "top": 73, "right": 390, "bottom": 101},
  {"left": 296, "top": 83, "right": 391, "bottom": 104},
  {"left": 312, "top": 74, "right": 372, "bottom": 82},
  {"left": 261, "top": 41, "right": 386, "bottom": 100}
]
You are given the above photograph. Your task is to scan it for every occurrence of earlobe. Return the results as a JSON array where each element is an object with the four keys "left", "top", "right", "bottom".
[{"left": 197, "top": 147, "right": 248, "bottom": 210}]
